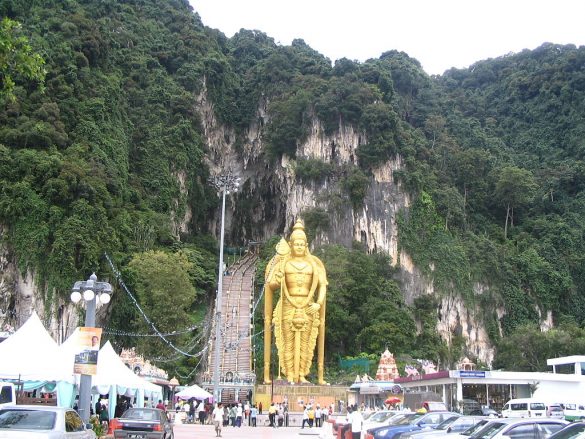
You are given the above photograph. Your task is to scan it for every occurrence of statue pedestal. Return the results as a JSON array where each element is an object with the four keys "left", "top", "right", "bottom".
[{"left": 255, "top": 382, "right": 347, "bottom": 412}]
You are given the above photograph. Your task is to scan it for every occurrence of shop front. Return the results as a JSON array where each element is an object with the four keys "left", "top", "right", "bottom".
[{"left": 396, "top": 368, "right": 585, "bottom": 413}]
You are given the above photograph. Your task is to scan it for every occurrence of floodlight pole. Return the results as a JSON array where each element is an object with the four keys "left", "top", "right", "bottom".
[{"left": 209, "top": 172, "right": 240, "bottom": 404}]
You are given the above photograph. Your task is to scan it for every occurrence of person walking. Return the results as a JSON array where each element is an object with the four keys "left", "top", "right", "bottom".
[
  {"left": 268, "top": 403, "right": 276, "bottom": 428},
  {"left": 250, "top": 404, "right": 258, "bottom": 427},
  {"left": 258, "top": 401, "right": 263, "bottom": 415},
  {"left": 301, "top": 406, "right": 309, "bottom": 429},
  {"left": 349, "top": 405, "right": 363, "bottom": 439},
  {"left": 212, "top": 403, "right": 223, "bottom": 437},
  {"left": 236, "top": 403, "right": 243, "bottom": 427},
  {"left": 244, "top": 401, "right": 250, "bottom": 424},
  {"left": 229, "top": 404, "right": 236, "bottom": 426},
  {"left": 222, "top": 405, "right": 229, "bottom": 427},
  {"left": 308, "top": 405, "right": 315, "bottom": 427},
  {"left": 188, "top": 400, "right": 196, "bottom": 423}
]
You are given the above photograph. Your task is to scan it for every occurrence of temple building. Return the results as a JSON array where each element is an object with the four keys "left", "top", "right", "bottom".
[{"left": 375, "top": 349, "right": 400, "bottom": 381}]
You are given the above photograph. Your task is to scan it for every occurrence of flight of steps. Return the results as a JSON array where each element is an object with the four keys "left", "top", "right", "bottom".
[{"left": 205, "top": 253, "right": 257, "bottom": 403}]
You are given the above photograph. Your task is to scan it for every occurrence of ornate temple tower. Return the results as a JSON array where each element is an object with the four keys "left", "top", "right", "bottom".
[{"left": 375, "top": 349, "right": 400, "bottom": 380}]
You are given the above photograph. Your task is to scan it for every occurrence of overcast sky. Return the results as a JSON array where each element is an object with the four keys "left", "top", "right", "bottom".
[{"left": 190, "top": 0, "right": 585, "bottom": 75}]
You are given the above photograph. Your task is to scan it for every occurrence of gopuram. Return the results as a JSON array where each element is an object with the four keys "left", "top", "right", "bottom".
[{"left": 255, "top": 220, "right": 348, "bottom": 413}]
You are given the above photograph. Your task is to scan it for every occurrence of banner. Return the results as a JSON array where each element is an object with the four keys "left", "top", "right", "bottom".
[{"left": 73, "top": 327, "right": 102, "bottom": 375}]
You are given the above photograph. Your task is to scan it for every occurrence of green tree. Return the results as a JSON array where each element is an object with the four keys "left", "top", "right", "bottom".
[
  {"left": 0, "top": 17, "right": 46, "bottom": 102},
  {"left": 494, "top": 166, "right": 538, "bottom": 239},
  {"left": 126, "top": 250, "right": 198, "bottom": 357}
]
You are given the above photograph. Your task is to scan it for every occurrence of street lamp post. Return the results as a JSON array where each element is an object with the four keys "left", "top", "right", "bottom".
[
  {"left": 209, "top": 172, "right": 241, "bottom": 404},
  {"left": 71, "top": 273, "right": 113, "bottom": 423}
]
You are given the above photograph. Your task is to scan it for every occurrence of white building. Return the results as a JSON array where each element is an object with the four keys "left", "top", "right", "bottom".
[{"left": 394, "top": 356, "right": 585, "bottom": 411}]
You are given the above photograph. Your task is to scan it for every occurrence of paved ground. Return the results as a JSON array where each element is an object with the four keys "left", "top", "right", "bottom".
[{"left": 172, "top": 423, "right": 326, "bottom": 439}]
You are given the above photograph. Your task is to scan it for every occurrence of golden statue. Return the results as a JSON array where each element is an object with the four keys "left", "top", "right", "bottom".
[{"left": 263, "top": 219, "right": 328, "bottom": 384}]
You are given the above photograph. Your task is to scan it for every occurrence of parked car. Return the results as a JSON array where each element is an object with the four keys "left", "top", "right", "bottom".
[
  {"left": 447, "top": 419, "right": 493, "bottom": 439},
  {"left": 548, "top": 423, "right": 585, "bottom": 439},
  {"left": 401, "top": 416, "right": 489, "bottom": 439},
  {"left": 361, "top": 412, "right": 414, "bottom": 439},
  {"left": 560, "top": 403, "right": 585, "bottom": 422},
  {"left": 365, "top": 411, "right": 460, "bottom": 439},
  {"left": 0, "top": 405, "right": 96, "bottom": 438},
  {"left": 547, "top": 404, "right": 565, "bottom": 419},
  {"left": 0, "top": 383, "right": 16, "bottom": 409},
  {"left": 361, "top": 411, "right": 399, "bottom": 437},
  {"left": 468, "top": 408, "right": 499, "bottom": 418},
  {"left": 468, "top": 417, "right": 568, "bottom": 439},
  {"left": 111, "top": 408, "right": 173, "bottom": 439}
]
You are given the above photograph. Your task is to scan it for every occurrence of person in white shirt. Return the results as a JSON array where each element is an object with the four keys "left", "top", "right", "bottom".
[
  {"left": 349, "top": 406, "right": 363, "bottom": 439},
  {"left": 315, "top": 406, "right": 322, "bottom": 427},
  {"left": 212, "top": 403, "right": 223, "bottom": 437},
  {"left": 244, "top": 402, "right": 250, "bottom": 425},
  {"left": 197, "top": 400, "right": 206, "bottom": 425}
]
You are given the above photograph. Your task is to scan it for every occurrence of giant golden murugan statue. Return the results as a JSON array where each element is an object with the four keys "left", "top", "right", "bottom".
[{"left": 263, "top": 219, "right": 328, "bottom": 384}]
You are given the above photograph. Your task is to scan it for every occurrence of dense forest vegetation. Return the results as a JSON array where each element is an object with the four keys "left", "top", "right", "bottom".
[{"left": 1, "top": 0, "right": 585, "bottom": 380}]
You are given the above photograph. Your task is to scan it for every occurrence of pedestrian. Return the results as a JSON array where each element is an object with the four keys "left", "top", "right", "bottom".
[
  {"left": 277, "top": 404, "right": 284, "bottom": 427},
  {"left": 268, "top": 403, "right": 276, "bottom": 428},
  {"left": 188, "top": 400, "right": 196, "bottom": 423},
  {"left": 222, "top": 405, "right": 229, "bottom": 427},
  {"left": 236, "top": 403, "right": 243, "bottom": 427},
  {"left": 245, "top": 401, "right": 250, "bottom": 425},
  {"left": 212, "top": 403, "right": 223, "bottom": 437},
  {"left": 197, "top": 400, "right": 206, "bottom": 425},
  {"left": 250, "top": 404, "right": 257, "bottom": 427},
  {"left": 308, "top": 405, "right": 315, "bottom": 427},
  {"left": 99, "top": 401, "right": 109, "bottom": 429},
  {"left": 229, "top": 404, "right": 236, "bottom": 426},
  {"left": 315, "top": 405, "right": 322, "bottom": 427},
  {"left": 349, "top": 405, "right": 363, "bottom": 439},
  {"left": 301, "top": 406, "right": 309, "bottom": 429},
  {"left": 258, "top": 401, "right": 263, "bottom": 415}
]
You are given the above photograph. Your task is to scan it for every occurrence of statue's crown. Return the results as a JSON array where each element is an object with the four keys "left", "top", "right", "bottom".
[{"left": 290, "top": 219, "right": 307, "bottom": 241}]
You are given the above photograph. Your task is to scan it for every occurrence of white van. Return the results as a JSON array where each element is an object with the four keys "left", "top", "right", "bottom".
[
  {"left": 560, "top": 402, "right": 585, "bottom": 421},
  {"left": 501, "top": 398, "right": 547, "bottom": 418},
  {"left": 0, "top": 382, "right": 16, "bottom": 408}
]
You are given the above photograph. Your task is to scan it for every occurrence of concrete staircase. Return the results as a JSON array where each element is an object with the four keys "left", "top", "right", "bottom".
[{"left": 204, "top": 253, "right": 257, "bottom": 403}]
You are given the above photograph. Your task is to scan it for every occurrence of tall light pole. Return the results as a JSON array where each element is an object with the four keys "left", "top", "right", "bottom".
[
  {"left": 209, "top": 172, "right": 241, "bottom": 404},
  {"left": 70, "top": 273, "right": 113, "bottom": 423}
]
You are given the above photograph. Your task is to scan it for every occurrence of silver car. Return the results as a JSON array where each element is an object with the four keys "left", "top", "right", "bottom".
[
  {"left": 470, "top": 418, "right": 568, "bottom": 439},
  {"left": 0, "top": 405, "right": 96, "bottom": 438},
  {"left": 402, "top": 416, "right": 488, "bottom": 439}
]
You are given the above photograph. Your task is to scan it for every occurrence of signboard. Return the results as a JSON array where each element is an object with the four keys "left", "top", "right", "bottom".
[
  {"left": 360, "top": 384, "right": 381, "bottom": 395},
  {"left": 73, "top": 327, "right": 102, "bottom": 375},
  {"left": 394, "top": 370, "right": 450, "bottom": 383},
  {"left": 454, "top": 370, "right": 487, "bottom": 378}
]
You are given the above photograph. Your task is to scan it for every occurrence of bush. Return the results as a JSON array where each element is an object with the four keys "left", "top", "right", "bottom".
[{"left": 295, "top": 158, "right": 333, "bottom": 182}]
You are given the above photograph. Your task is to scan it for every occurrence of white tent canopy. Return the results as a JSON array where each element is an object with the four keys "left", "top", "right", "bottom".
[
  {"left": 0, "top": 311, "right": 73, "bottom": 383},
  {"left": 93, "top": 341, "right": 161, "bottom": 397},
  {"left": 176, "top": 383, "right": 212, "bottom": 400}
]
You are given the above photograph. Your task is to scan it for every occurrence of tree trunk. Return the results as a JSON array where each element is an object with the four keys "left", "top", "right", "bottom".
[{"left": 504, "top": 203, "right": 510, "bottom": 239}]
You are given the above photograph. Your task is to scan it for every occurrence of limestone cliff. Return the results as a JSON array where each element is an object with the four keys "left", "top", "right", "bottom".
[{"left": 196, "top": 94, "right": 498, "bottom": 365}]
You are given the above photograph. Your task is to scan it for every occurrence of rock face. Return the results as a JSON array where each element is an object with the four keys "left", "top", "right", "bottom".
[
  {"left": 0, "top": 93, "right": 500, "bottom": 364},
  {"left": 198, "top": 98, "right": 497, "bottom": 365}
]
